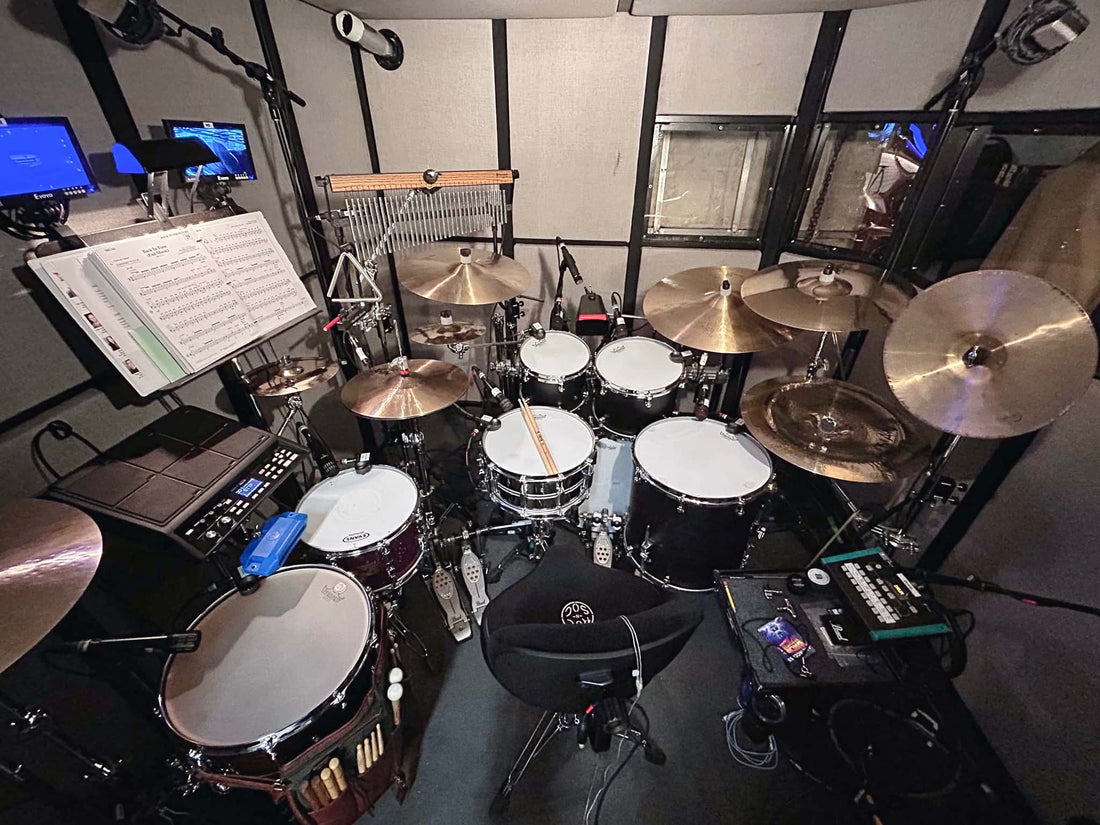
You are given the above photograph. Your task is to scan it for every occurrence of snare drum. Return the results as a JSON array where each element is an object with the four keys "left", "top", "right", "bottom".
[
  {"left": 519, "top": 330, "right": 592, "bottom": 410},
  {"left": 594, "top": 337, "right": 684, "bottom": 437},
  {"left": 481, "top": 406, "right": 596, "bottom": 517},
  {"left": 625, "top": 417, "right": 774, "bottom": 591},
  {"left": 296, "top": 467, "right": 423, "bottom": 593},
  {"left": 160, "top": 565, "right": 375, "bottom": 774}
]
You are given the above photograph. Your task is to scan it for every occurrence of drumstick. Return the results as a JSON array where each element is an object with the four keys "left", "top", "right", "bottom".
[
  {"left": 320, "top": 767, "right": 340, "bottom": 801},
  {"left": 356, "top": 741, "right": 366, "bottom": 775},
  {"left": 329, "top": 757, "right": 348, "bottom": 792},
  {"left": 519, "top": 398, "right": 559, "bottom": 474},
  {"left": 369, "top": 731, "right": 378, "bottom": 763},
  {"left": 299, "top": 780, "right": 320, "bottom": 811},
  {"left": 310, "top": 775, "right": 330, "bottom": 806},
  {"left": 376, "top": 724, "right": 385, "bottom": 757}
]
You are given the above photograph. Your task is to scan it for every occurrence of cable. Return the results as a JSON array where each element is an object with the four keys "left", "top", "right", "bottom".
[
  {"left": 30, "top": 420, "right": 102, "bottom": 481},
  {"left": 591, "top": 703, "right": 647, "bottom": 825},
  {"left": 723, "top": 705, "right": 779, "bottom": 770}
]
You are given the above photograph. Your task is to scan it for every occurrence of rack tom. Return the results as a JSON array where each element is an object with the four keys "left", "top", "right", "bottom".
[
  {"left": 594, "top": 337, "right": 684, "bottom": 438},
  {"left": 519, "top": 330, "right": 592, "bottom": 411},
  {"left": 625, "top": 417, "right": 773, "bottom": 591}
]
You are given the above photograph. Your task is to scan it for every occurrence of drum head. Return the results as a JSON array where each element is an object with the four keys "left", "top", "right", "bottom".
[
  {"left": 162, "top": 566, "right": 372, "bottom": 750},
  {"left": 595, "top": 337, "right": 683, "bottom": 391},
  {"left": 634, "top": 417, "right": 772, "bottom": 500},
  {"left": 482, "top": 406, "right": 595, "bottom": 476},
  {"left": 297, "top": 467, "right": 419, "bottom": 553},
  {"left": 520, "top": 331, "right": 591, "bottom": 377}
]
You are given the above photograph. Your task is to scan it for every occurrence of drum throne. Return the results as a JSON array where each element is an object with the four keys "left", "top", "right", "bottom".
[{"left": 479, "top": 544, "right": 702, "bottom": 813}]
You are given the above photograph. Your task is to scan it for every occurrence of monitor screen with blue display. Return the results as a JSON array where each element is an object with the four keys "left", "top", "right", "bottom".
[
  {"left": 0, "top": 117, "right": 97, "bottom": 205},
  {"left": 163, "top": 120, "right": 257, "bottom": 182}
]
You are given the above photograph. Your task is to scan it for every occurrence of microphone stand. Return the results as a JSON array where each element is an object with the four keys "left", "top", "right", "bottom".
[{"left": 906, "top": 568, "right": 1100, "bottom": 618}]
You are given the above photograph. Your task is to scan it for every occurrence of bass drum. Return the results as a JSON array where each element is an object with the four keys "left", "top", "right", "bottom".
[
  {"left": 160, "top": 565, "right": 375, "bottom": 774},
  {"left": 296, "top": 466, "right": 423, "bottom": 593},
  {"left": 519, "top": 330, "right": 592, "bottom": 411},
  {"left": 625, "top": 417, "right": 774, "bottom": 591},
  {"left": 594, "top": 337, "right": 684, "bottom": 438}
]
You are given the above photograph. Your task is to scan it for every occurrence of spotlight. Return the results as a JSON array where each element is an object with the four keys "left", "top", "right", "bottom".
[{"left": 333, "top": 11, "right": 403, "bottom": 70}]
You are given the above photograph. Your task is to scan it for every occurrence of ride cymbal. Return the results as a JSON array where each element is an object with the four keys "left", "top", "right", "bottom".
[
  {"left": 246, "top": 357, "right": 339, "bottom": 397},
  {"left": 397, "top": 247, "right": 530, "bottom": 305},
  {"left": 341, "top": 358, "right": 469, "bottom": 420},
  {"left": 410, "top": 320, "right": 488, "bottom": 346},
  {"left": 642, "top": 266, "right": 795, "bottom": 353},
  {"left": 1, "top": 499, "right": 103, "bottom": 674},
  {"left": 741, "top": 260, "right": 916, "bottom": 332},
  {"left": 740, "top": 376, "right": 929, "bottom": 484},
  {"left": 883, "top": 270, "right": 1098, "bottom": 438}
]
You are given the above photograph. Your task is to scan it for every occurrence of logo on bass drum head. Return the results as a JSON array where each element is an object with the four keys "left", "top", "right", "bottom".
[
  {"left": 561, "top": 601, "right": 595, "bottom": 624},
  {"left": 321, "top": 580, "right": 348, "bottom": 604},
  {"left": 343, "top": 531, "right": 370, "bottom": 543}
]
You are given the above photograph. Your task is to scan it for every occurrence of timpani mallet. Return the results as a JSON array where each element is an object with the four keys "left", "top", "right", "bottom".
[
  {"left": 320, "top": 767, "right": 340, "bottom": 801},
  {"left": 387, "top": 682, "right": 404, "bottom": 727},
  {"left": 329, "top": 757, "right": 348, "bottom": 793},
  {"left": 389, "top": 666, "right": 404, "bottom": 685}
]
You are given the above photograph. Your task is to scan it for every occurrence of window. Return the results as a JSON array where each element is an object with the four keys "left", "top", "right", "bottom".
[
  {"left": 646, "top": 117, "right": 789, "bottom": 242},
  {"left": 796, "top": 119, "right": 935, "bottom": 261}
]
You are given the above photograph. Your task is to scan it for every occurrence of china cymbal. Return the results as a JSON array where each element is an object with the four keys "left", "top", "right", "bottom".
[
  {"left": 397, "top": 247, "right": 530, "bottom": 305},
  {"left": 740, "top": 376, "right": 929, "bottom": 484},
  {"left": 741, "top": 260, "right": 916, "bottom": 332},
  {"left": 246, "top": 357, "right": 339, "bottom": 397},
  {"left": 1, "top": 499, "right": 103, "bottom": 673},
  {"left": 642, "top": 267, "right": 795, "bottom": 353},
  {"left": 883, "top": 270, "right": 1098, "bottom": 439},
  {"left": 410, "top": 320, "right": 488, "bottom": 346},
  {"left": 341, "top": 358, "right": 469, "bottom": 420}
]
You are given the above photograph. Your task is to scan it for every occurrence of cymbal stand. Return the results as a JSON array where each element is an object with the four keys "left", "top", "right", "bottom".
[
  {"left": 0, "top": 692, "right": 117, "bottom": 780},
  {"left": 805, "top": 331, "right": 842, "bottom": 381}
]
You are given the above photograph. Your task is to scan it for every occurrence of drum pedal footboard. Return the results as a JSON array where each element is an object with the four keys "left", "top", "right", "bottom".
[
  {"left": 431, "top": 565, "right": 471, "bottom": 642},
  {"left": 592, "top": 531, "right": 613, "bottom": 568},
  {"left": 460, "top": 548, "right": 490, "bottom": 624}
]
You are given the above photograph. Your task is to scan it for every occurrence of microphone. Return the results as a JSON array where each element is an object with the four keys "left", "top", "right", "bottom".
[
  {"left": 556, "top": 237, "right": 584, "bottom": 286},
  {"left": 609, "top": 293, "right": 628, "bottom": 340},
  {"left": 333, "top": 11, "right": 404, "bottom": 69},
  {"left": 297, "top": 423, "right": 339, "bottom": 478},
  {"left": 528, "top": 322, "right": 547, "bottom": 341},
  {"left": 55, "top": 632, "right": 201, "bottom": 655},
  {"left": 694, "top": 380, "right": 713, "bottom": 420},
  {"left": 471, "top": 366, "right": 514, "bottom": 412}
]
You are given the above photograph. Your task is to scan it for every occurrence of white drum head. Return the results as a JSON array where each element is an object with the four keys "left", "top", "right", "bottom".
[
  {"left": 482, "top": 406, "right": 595, "bottom": 476},
  {"left": 297, "top": 466, "right": 419, "bottom": 553},
  {"left": 162, "top": 566, "right": 372, "bottom": 749},
  {"left": 634, "top": 417, "right": 772, "bottom": 500},
  {"left": 520, "top": 331, "right": 591, "bottom": 378},
  {"left": 595, "top": 337, "right": 683, "bottom": 391}
]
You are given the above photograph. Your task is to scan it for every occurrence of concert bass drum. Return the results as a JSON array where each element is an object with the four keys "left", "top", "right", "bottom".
[
  {"left": 160, "top": 565, "right": 376, "bottom": 774},
  {"left": 593, "top": 337, "right": 684, "bottom": 438},
  {"left": 625, "top": 417, "right": 774, "bottom": 591},
  {"left": 519, "top": 330, "right": 592, "bottom": 411}
]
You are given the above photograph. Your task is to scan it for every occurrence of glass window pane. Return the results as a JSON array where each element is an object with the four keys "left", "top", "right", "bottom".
[
  {"left": 647, "top": 122, "right": 784, "bottom": 239},
  {"left": 796, "top": 122, "right": 933, "bottom": 259}
]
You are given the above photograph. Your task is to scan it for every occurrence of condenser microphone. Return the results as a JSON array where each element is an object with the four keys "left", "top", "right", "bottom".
[
  {"left": 609, "top": 293, "right": 628, "bottom": 340},
  {"left": 297, "top": 423, "right": 339, "bottom": 478},
  {"left": 556, "top": 237, "right": 584, "bottom": 286},
  {"left": 472, "top": 366, "right": 514, "bottom": 412},
  {"left": 56, "top": 632, "right": 201, "bottom": 655}
]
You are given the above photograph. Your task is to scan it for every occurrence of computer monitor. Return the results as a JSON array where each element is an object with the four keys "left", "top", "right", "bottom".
[
  {"left": 162, "top": 120, "right": 257, "bottom": 182},
  {"left": 0, "top": 117, "right": 98, "bottom": 207}
]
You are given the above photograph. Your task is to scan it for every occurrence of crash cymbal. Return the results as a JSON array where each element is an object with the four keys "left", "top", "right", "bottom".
[
  {"left": 1, "top": 499, "right": 102, "bottom": 673},
  {"left": 642, "top": 267, "right": 795, "bottom": 353},
  {"left": 410, "top": 320, "right": 488, "bottom": 346},
  {"left": 741, "top": 376, "right": 929, "bottom": 484},
  {"left": 341, "top": 357, "right": 469, "bottom": 420},
  {"left": 246, "top": 356, "right": 339, "bottom": 397},
  {"left": 397, "top": 247, "right": 530, "bottom": 305},
  {"left": 741, "top": 260, "right": 916, "bottom": 332},
  {"left": 883, "top": 270, "right": 1098, "bottom": 439}
]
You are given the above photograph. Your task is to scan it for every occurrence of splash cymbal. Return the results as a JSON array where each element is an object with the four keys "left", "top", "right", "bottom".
[
  {"left": 1, "top": 499, "right": 103, "bottom": 673},
  {"left": 741, "top": 260, "right": 916, "bottom": 332},
  {"left": 883, "top": 270, "right": 1098, "bottom": 438},
  {"left": 397, "top": 247, "right": 530, "bottom": 305},
  {"left": 410, "top": 320, "right": 488, "bottom": 346},
  {"left": 246, "top": 357, "right": 339, "bottom": 397},
  {"left": 740, "top": 376, "right": 929, "bottom": 484},
  {"left": 341, "top": 358, "right": 469, "bottom": 420},
  {"left": 642, "top": 266, "right": 795, "bottom": 353}
]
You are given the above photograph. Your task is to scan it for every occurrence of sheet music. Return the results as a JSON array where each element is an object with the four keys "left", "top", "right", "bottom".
[
  {"left": 90, "top": 230, "right": 257, "bottom": 372},
  {"left": 193, "top": 212, "right": 317, "bottom": 336},
  {"left": 28, "top": 249, "right": 169, "bottom": 396}
]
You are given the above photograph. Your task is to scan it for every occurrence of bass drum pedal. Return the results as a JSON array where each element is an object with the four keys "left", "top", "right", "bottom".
[{"left": 579, "top": 511, "right": 623, "bottom": 568}]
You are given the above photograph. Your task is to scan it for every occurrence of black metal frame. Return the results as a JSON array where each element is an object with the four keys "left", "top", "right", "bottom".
[{"left": 493, "top": 19, "right": 516, "bottom": 259}]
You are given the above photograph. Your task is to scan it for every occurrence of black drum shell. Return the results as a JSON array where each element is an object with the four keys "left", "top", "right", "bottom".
[
  {"left": 594, "top": 387, "right": 678, "bottom": 438},
  {"left": 521, "top": 371, "right": 587, "bottom": 411}
]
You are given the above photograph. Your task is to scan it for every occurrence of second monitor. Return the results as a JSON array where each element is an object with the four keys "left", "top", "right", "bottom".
[{"left": 162, "top": 119, "right": 257, "bottom": 183}]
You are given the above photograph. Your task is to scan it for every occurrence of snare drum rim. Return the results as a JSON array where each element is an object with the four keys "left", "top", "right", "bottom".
[
  {"left": 519, "top": 330, "right": 593, "bottom": 383},
  {"left": 158, "top": 564, "right": 376, "bottom": 757},
  {"left": 485, "top": 445, "right": 596, "bottom": 518},
  {"left": 631, "top": 418, "right": 775, "bottom": 508},
  {"left": 594, "top": 338, "right": 684, "bottom": 399}
]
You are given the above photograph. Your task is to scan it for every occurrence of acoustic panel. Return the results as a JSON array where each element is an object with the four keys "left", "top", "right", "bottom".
[
  {"left": 298, "top": 0, "right": 618, "bottom": 19},
  {"left": 826, "top": 0, "right": 984, "bottom": 112},
  {"left": 632, "top": 0, "right": 923, "bottom": 13},
  {"left": 362, "top": 19, "right": 498, "bottom": 173},
  {"left": 509, "top": 15, "right": 651, "bottom": 241},
  {"left": 658, "top": 14, "right": 820, "bottom": 116}
]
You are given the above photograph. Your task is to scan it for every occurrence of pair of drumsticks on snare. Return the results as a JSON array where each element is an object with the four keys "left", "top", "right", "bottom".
[{"left": 519, "top": 398, "right": 558, "bottom": 474}]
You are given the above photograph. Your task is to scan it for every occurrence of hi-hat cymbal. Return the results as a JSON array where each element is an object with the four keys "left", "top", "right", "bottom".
[
  {"left": 341, "top": 358, "right": 469, "bottom": 420},
  {"left": 246, "top": 357, "right": 339, "bottom": 397},
  {"left": 642, "top": 267, "right": 795, "bottom": 353},
  {"left": 740, "top": 376, "right": 929, "bottom": 484},
  {"left": 883, "top": 270, "right": 1098, "bottom": 439},
  {"left": 410, "top": 320, "right": 488, "bottom": 346},
  {"left": 1, "top": 499, "right": 103, "bottom": 674},
  {"left": 397, "top": 247, "right": 531, "bottom": 305},
  {"left": 741, "top": 260, "right": 916, "bottom": 332}
]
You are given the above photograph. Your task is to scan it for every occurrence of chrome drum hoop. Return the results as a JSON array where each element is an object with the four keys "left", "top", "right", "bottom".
[{"left": 631, "top": 460, "right": 774, "bottom": 510}]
